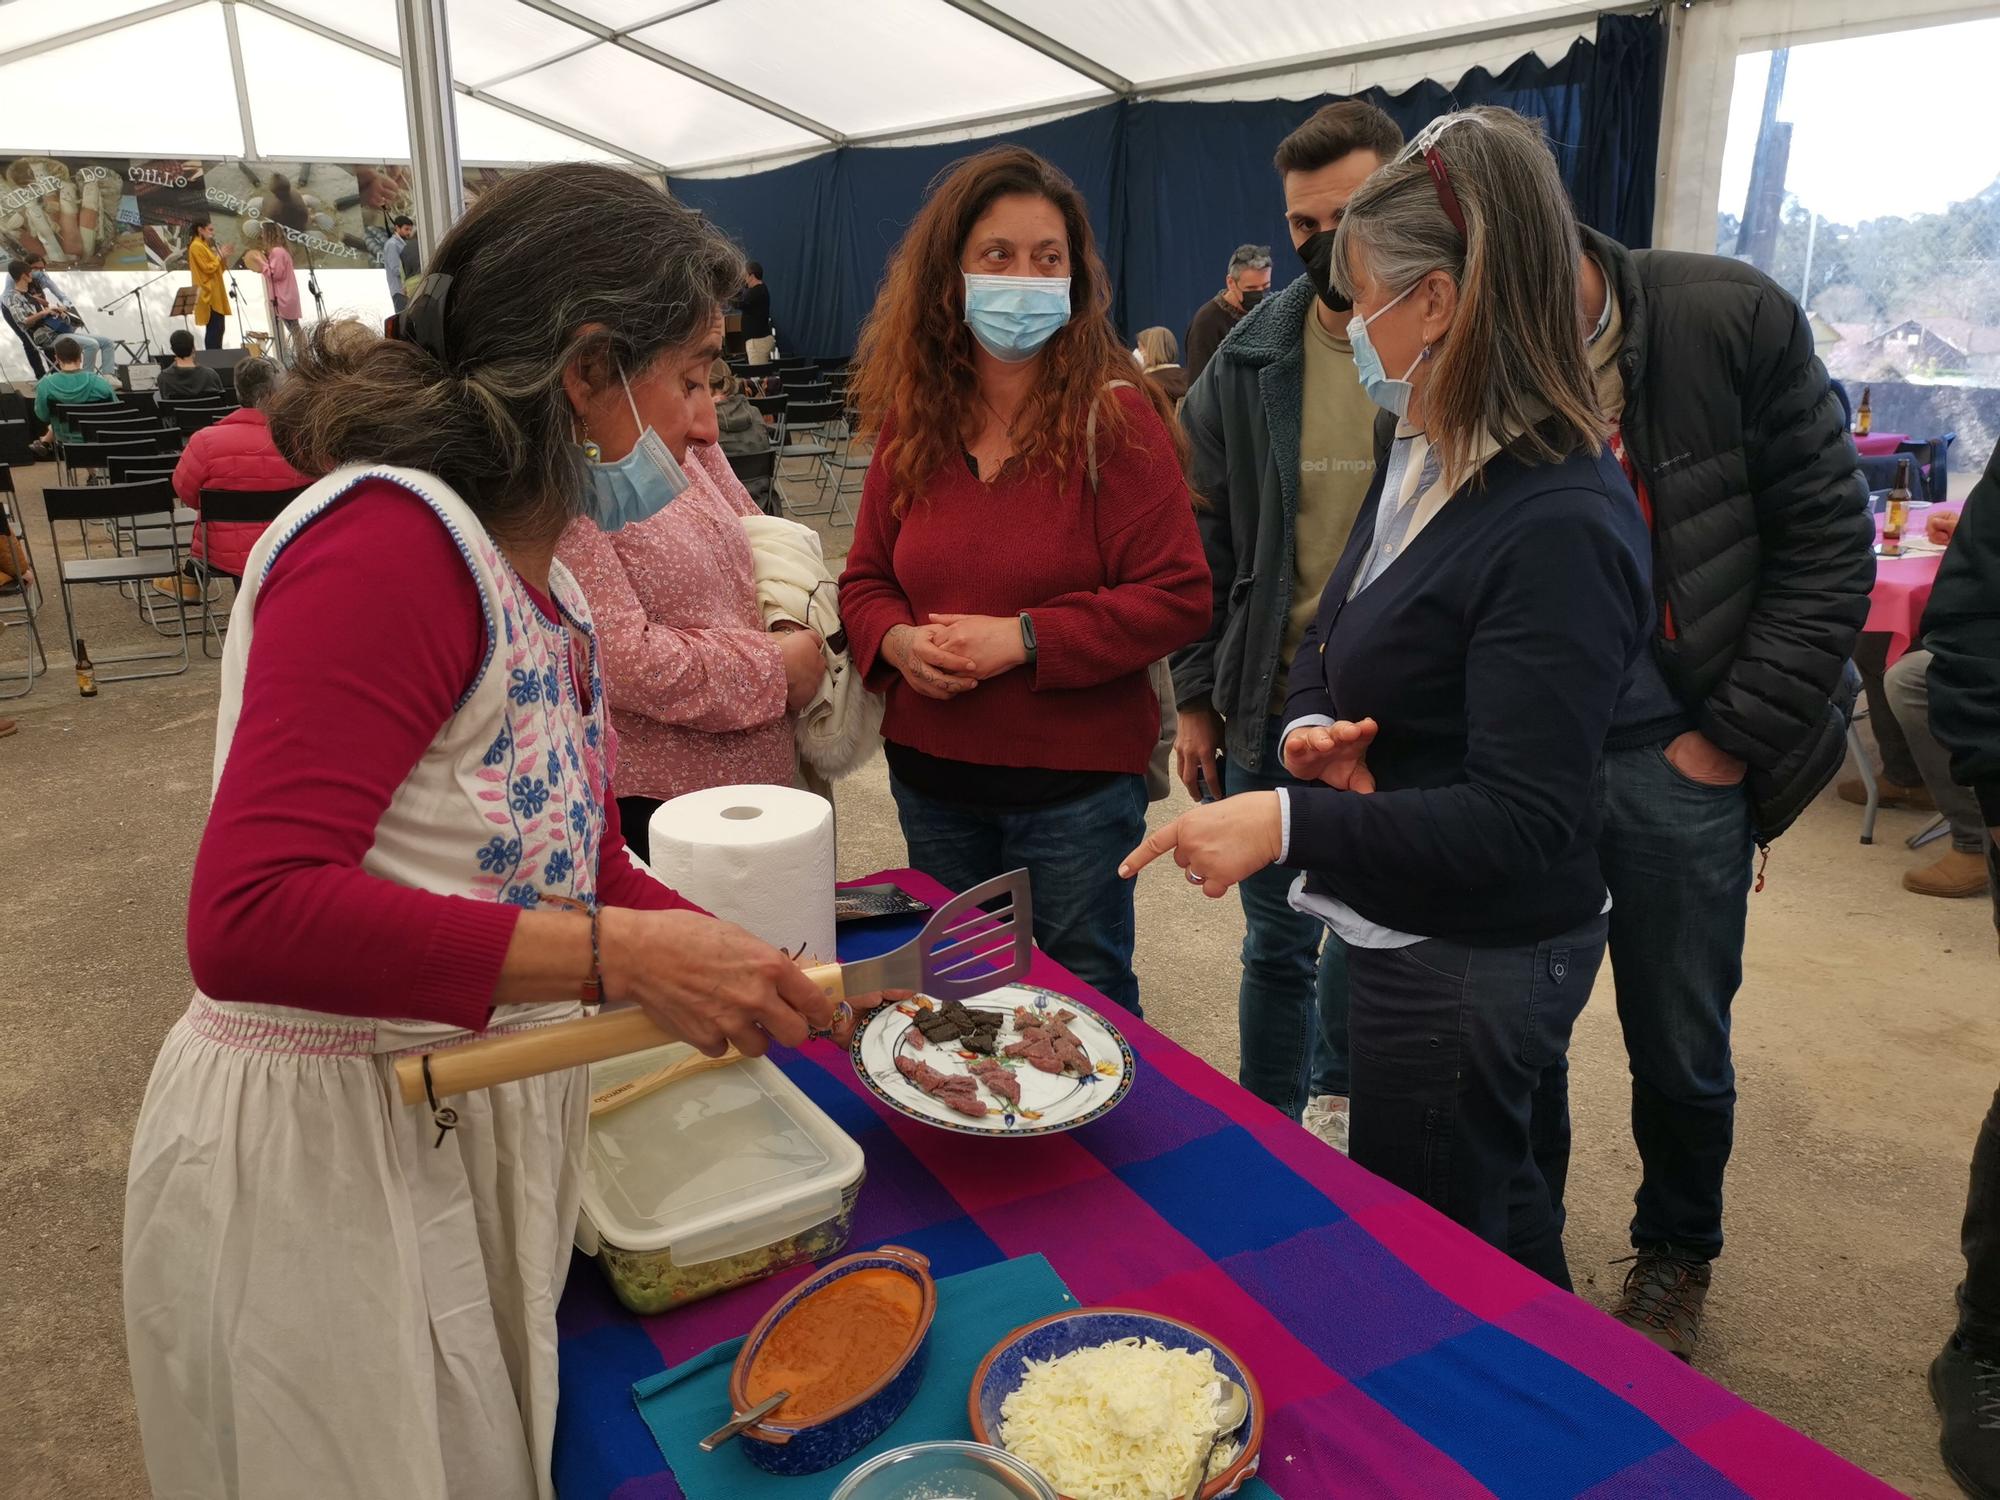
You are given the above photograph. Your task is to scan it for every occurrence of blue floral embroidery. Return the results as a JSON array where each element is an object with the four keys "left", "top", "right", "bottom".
[
  {"left": 584, "top": 722, "right": 601, "bottom": 749},
  {"left": 501, "top": 883, "right": 542, "bottom": 908},
  {"left": 542, "top": 663, "right": 560, "bottom": 703},
  {"left": 510, "top": 776, "right": 550, "bottom": 817},
  {"left": 482, "top": 725, "right": 512, "bottom": 767},
  {"left": 565, "top": 740, "right": 581, "bottom": 771},
  {"left": 477, "top": 835, "right": 522, "bottom": 873},
  {"left": 508, "top": 667, "right": 542, "bottom": 705},
  {"left": 569, "top": 800, "right": 590, "bottom": 839},
  {"left": 544, "top": 748, "right": 561, "bottom": 785},
  {"left": 545, "top": 849, "right": 573, "bottom": 886}
]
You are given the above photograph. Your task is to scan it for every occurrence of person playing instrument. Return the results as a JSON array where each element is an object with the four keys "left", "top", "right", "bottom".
[
  {"left": 123, "top": 164, "right": 882, "bottom": 1500},
  {"left": 258, "top": 224, "right": 305, "bottom": 366},
  {"left": 23, "top": 254, "right": 119, "bottom": 375}
]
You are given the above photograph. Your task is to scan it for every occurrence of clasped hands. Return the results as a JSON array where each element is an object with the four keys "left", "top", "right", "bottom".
[
  {"left": 1121, "top": 718, "right": 1379, "bottom": 898},
  {"left": 883, "top": 613, "right": 1026, "bottom": 699}
]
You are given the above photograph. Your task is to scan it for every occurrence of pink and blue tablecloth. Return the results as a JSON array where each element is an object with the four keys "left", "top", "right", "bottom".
[{"left": 553, "top": 869, "right": 1895, "bottom": 1499}]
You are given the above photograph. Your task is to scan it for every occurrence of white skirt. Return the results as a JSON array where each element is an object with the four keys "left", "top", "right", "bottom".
[{"left": 124, "top": 996, "right": 587, "bottom": 1500}]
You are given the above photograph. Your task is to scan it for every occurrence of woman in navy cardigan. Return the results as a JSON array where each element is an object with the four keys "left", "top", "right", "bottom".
[{"left": 1125, "top": 108, "right": 1652, "bottom": 1287}]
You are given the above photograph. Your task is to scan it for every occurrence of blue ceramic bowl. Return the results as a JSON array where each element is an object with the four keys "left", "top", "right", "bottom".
[
  {"left": 727, "top": 1245, "right": 936, "bottom": 1476},
  {"left": 968, "top": 1308, "right": 1265, "bottom": 1500}
]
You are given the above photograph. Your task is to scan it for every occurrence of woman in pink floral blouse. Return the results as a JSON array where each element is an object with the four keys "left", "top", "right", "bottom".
[{"left": 557, "top": 323, "right": 824, "bottom": 862}]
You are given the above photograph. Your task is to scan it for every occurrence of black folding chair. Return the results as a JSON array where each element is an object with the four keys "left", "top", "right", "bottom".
[
  {"left": 42, "top": 480, "right": 190, "bottom": 682},
  {"left": 79, "top": 423, "right": 181, "bottom": 455},
  {"left": 56, "top": 435, "right": 162, "bottom": 486},
  {"left": 107, "top": 452, "right": 183, "bottom": 485},
  {"left": 725, "top": 448, "right": 780, "bottom": 517},
  {"left": 172, "top": 405, "right": 238, "bottom": 436},
  {"left": 739, "top": 362, "right": 780, "bottom": 387},
  {"left": 775, "top": 356, "right": 819, "bottom": 373},
  {"left": 1896, "top": 433, "right": 1957, "bottom": 505},
  {"left": 194, "top": 486, "right": 305, "bottom": 655},
  {"left": 812, "top": 406, "right": 868, "bottom": 528},
  {"left": 0, "top": 463, "right": 47, "bottom": 698},
  {"left": 785, "top": 380, "right": 832, "bottom": 404}
]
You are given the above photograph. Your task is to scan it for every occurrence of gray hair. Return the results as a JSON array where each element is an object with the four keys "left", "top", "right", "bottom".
[
  {"left": 1226, "top": 243, "right": 1271, "bottom": 279},
  {"left": 233, "top": 355, "right": 281, "bottom": 410},
  {"left": 1330, "top": 108, "right": 1603, "bottom": 484},
  {"left": 268, "top": 164, "right": 743, "bottom": 544}
]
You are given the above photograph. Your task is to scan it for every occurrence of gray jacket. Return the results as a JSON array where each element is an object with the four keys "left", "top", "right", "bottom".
[{"left": 1169, "top": 274, "right": 1332, "bottom": 772}]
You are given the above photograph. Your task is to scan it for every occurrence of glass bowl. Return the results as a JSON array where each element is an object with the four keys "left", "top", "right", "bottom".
[{"left": 829, "top": 1440, "right": 1058, "bottom": 1500}]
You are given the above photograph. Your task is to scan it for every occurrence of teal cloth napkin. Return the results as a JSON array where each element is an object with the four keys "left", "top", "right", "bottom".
[{"left": 633, "top": 1253, "right": 1077, "bottom": 1497}]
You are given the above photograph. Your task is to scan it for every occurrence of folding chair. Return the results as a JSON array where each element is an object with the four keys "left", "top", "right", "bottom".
[
  {"left": 750, "top": 393, "right": 789, "bottom": 432},
  {"left": 775, "top": 356, "right": 819, "bottom": 374},
  {"left": 0, "top": 464, "right": 47, "bottom": 697},
  {"left": 194, "top": 486, "right": 305, "bottom": 655},
  {"left": 41, "top": 480, "right": 191, "bottom": 683},
  {"left": 1896, "top": 433, "right": 1957, "bottom": 506},
  {"left": 785, "top": 380, "right": 832, "bottom": 405},
  {"left": 56, "top": 435, "right": 162, "bottom": 487},
  {"left": 725, "top": 448, "right": 780, "bottom": 517},
  {"left": 107, "top": 452, "right": 181, "bottom": 485},
  {"left": 812, "top": 407, "right": 869, "bottom": 528},
  {"left": 70, "top": 407, "right": 155, "bottom": 435},
  {"left": 739, "top": 362, "right": 780, "bottom": 388},
  {"left": 172, "top": 405, "right": 238, "bottom": 437},
  {"left": 80, "top": 423, "right": 181, "bottom": 455}
]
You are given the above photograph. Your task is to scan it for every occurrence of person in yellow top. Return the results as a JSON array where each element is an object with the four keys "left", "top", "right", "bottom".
[{"left": 187, "top": 216, "right": 233, "bottom": 350}]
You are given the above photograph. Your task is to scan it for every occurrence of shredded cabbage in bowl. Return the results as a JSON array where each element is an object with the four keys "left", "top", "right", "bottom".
[{"left": 998, "top": 1336, "right": 1239, "bottom": 1500}]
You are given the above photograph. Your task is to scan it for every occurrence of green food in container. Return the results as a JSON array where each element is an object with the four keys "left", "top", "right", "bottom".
[{"left": 578, "top": 1046, "right": 869, "bottom": 1316}]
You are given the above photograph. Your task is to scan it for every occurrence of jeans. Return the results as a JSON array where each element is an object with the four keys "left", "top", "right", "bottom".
[
  {"left": 62, "top": 330, "right": 118, "bottom": 376},
  {"left": 1224, "top": 715, "right": 1349, "bottom": 1117},
  {"left": 1596, "top": 740, "right": 1756, "bottom": 1261},
  {"left": 889, "top": 772, "right": 1147, "bottom": 1015},
  {"left": 1884, "top": 650, "right": 1988, "bottom": 855},
  {"left": 204, "top": 314, "right": 225, "bottom": 350},
  {"left": 1346, "top": 913, "right": 1607, "bottom": 1288}
]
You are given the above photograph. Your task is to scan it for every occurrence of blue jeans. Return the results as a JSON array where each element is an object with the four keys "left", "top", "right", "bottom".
[
  {"left": 62, "top": 330, "right": 118, "bottom": 376},
  {"left": 1595, "top": 741, "right": 1755, "bottom": 1262},
  {"left": 889, "top": 773, "right": 1147, "bottom": 1015},
  {"left": 1224, "top": 716, "right": 1349, "bottom": 1117},
  {"left": 1346, "top": 914, "right": 1608, "bottom": 1289}
]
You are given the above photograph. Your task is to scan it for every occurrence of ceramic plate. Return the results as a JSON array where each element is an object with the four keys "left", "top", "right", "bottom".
[{"left": 850, "top": 984, "right": 1134, "bottom": 1136}]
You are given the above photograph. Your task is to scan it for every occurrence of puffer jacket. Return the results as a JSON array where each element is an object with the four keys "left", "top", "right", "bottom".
[
  {"left": 1587, "top": 228, "right": 1876, "bottom": 840},
  {"left": 1922, "top": 445, "right": 2000, "bottom": 828},
  {"left": 172, "top": 408, "right": 314, "bottom": 576}
]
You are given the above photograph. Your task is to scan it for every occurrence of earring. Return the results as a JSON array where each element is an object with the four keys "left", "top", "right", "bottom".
[{"left": 578, "top": 413, "right": 601, "bottom": 463}]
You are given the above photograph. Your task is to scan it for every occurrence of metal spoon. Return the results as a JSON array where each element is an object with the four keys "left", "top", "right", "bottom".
[
  {"left": 1182, "top": 1378, "right": 1249, "bottom": 1499},
  {"left": 698, "top": 1389, "right": 791, "bottom": 1452}
]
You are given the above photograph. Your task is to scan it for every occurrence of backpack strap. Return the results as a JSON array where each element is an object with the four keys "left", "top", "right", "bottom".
[{"left": 1085, "top": 378, "right": 1137, "bottom": 494}]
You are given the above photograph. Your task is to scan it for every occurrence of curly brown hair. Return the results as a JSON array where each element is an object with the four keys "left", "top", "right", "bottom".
[{"left": 849, "top": 145, "right": 1182, "bottom": 512}]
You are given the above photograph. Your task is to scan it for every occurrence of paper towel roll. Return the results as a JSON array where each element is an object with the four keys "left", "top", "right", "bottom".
[{"left": 647, "top": 785, "right": 836, "bottom": 964}]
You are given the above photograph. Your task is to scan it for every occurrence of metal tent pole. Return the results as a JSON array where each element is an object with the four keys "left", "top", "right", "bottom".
[{"left": 394, "top": 0, "right": 464, "bottom": 244}]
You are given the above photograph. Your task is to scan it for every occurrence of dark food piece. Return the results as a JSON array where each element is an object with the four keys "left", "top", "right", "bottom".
[
  {"left": 895, "top": 1052, "right": 988, "bottom": 1118},
  {"left": 911, "top": 998, "right": 1003, "bottom": 1054}
]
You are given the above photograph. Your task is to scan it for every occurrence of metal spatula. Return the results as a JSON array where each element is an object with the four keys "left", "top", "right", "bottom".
[{"left": 394, "top": 870, "right": 1033, "bottom": 1107}]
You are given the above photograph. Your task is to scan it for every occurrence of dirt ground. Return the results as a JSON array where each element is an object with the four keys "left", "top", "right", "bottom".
[{"left": 2, "top": 456, "right": 1994, "bottom": 1499}]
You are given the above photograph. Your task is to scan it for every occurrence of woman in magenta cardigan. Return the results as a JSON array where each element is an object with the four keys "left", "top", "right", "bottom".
[
  {"left": 556, "top": 313, "right": 824, "bottom": 863},
  {"left": 839, "top": 147, "right": 1210, "bottom": 1014}
]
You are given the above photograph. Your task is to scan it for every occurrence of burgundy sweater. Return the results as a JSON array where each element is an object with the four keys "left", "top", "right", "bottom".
[
  {"left": 186, "top": 483, "right": 694, "bottom": 1033},
  {"left": 839, "top": 386, "right": 1210, "bottom": 777}
]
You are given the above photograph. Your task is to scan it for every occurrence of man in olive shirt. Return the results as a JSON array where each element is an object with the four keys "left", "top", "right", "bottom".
[
  {"left": 1184, "top": 244, "right": 1271, "bottom": 384},
  {"left": 1170, "top": 100, "right": 1405, "bottom": 1133}
]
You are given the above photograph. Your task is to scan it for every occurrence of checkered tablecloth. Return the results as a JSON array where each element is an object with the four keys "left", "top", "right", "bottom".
[{"left": 553, "top": 870, "right": 1894, "bottom": 1499}]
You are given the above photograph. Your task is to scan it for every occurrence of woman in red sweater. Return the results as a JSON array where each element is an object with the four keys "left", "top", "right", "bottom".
[
  {"left": 840, "top": 147, "right": 1211, "bottom": 1015},
  {"left": 123, "top": 167, "right": 866, "bottom": 1500}
]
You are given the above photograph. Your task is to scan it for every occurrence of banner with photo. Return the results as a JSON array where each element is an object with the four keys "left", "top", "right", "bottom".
[{"left": 1, "top": 155, "right": 540, "bottom": 277}]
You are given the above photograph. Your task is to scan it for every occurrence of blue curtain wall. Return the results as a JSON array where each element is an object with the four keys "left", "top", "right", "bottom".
[{"left": 670, "top": 13, "right": 1665, "bottom": 363}]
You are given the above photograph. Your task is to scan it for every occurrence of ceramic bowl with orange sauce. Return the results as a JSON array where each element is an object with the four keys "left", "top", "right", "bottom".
[{"left": 727, "top": 1245, "right": 937, "bottom": 1474}]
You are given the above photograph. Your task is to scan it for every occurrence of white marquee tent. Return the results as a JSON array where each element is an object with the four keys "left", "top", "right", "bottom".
[{"left": 2, "top": 0, "right": 1997, "bottom": 373}]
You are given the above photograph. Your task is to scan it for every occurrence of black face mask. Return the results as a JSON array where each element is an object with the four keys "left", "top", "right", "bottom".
[
  {"left": 1296, "top": 229, "right": 1351, "bottom": 314},
  {"left": 1238, "top": 285, "right": 1267, "bottom": 311}
]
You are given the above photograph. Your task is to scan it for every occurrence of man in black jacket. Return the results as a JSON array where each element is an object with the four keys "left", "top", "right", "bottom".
[
  {"left": 1579, "top": 227, "right": 1875, "bottom": 1358},
  {"left": 1923, "top": 453, "right": 2000, "bottom": 1497}
]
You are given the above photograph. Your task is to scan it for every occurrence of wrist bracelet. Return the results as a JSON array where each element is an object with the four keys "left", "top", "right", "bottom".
[{"left": 584, "top": 903, "right": 604, "bottom": 1006}]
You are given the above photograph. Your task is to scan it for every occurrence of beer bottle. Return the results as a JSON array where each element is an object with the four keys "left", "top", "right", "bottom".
[
  {"left": 75, "top": 637, "right": 97, "bottom": 697},
  {"left": 1882, "top": 458, "right": 1911, "bottom": 557},
  {"left": 1856, "top": 386, "right": 1873, "bottom": 437}
]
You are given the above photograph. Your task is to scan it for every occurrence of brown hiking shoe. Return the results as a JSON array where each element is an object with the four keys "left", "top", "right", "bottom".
[
  {"left": 1611, "top": 1247, "right": 1712, "bottom": 1360},
  {"left": 1905, "top": 848, "right": 1995, "bottom": 899},
  {"left": 1838, "top": 773, "right": 1935, "bottom": 812}
]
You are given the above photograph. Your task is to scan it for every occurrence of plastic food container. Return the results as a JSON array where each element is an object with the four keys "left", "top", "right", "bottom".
[
  {"left": 728, "top": 1245, "right": 937, "bottom": 1474},
  {"left": 576, "top": 1044, "right": 867, "bottom": 1315},
  {"left": 831, "top": 1441, "right": 1059, "bottom": 1500}
]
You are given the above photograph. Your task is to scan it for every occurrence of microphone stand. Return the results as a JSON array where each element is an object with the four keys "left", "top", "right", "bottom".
[
  {"left": 97, "top": 265, "right": 179, "bottom": 364},
  {"left": 302, "top": 239, "right": 328, "bottom": 323}
]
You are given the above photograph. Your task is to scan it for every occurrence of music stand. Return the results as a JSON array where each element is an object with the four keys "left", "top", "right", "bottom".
[{"left": 170, "top": 285, "right": 198, "bottom": 335}]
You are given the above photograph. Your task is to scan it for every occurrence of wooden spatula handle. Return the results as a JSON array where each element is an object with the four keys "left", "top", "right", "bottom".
[
  {"left": 393, "top": 1007, "right": 681, "bottom": 1105},
  {"left": 801, "top": 962, "right": 845, "bottom": 1004}
]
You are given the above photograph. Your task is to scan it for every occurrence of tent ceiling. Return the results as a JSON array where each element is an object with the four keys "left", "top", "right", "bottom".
[{"left": 0, "top": 0, "right": 1635, "bottom": 173}]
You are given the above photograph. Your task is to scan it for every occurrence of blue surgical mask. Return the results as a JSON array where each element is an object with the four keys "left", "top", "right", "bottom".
[
  {"left": 963, "top": 273, "right": 1071, "bottom": 362},
  {"left": 577, "top": 373, "right": 689, "bottom": 533},
  {"left": 1346, "top": 280, "right": 1430, "bottom": 418}
]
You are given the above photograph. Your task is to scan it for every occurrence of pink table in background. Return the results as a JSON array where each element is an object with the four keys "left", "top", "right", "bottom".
[
  {"left": 1866, "top": 499, "right": 1963, "bottom": 666},
  {"left": 1854, "top": 431, "right": 1911, "bottom": 458}
]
